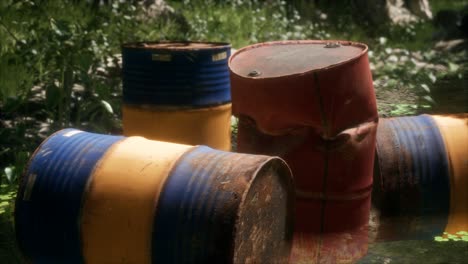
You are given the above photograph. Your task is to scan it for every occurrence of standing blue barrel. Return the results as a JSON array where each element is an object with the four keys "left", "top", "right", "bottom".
[
  {"left": 15, "top": 129, "right": 294, "bottom": 263},
  {"left": 372, "top": 115, "right": 451, "bottom": 241},
  {"left": 122, "top": 41, "right": 231, "bottom": 106},
  {"left": 122, "top": 42, "right": 232, "bottom": 150}
]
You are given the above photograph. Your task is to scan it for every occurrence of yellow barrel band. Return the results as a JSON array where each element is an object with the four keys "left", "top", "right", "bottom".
[
  {"left": 122, "top": 103, "right": 232, "bottom": 151},
  {"left": 81, "top": 137, "right": 191, "bottom": 264},
  {"left": 432, "top": 114, "right": 468, "bottom": 234}
]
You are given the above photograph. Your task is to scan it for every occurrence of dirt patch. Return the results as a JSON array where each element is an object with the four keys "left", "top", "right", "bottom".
[{"left": 375, "top": 86, "right": 419, "bottom": 117}]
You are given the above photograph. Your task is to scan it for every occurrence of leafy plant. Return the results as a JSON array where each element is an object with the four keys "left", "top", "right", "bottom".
[{"left": 434, "top": 231, "right": 468, "bottom": 242}]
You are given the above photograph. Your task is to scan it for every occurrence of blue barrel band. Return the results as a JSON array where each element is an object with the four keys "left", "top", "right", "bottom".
[
  {"left": 122, "top": 42, "right": 232, "bottom": 106},
  {"left": 152, "top": 146, "right": 270, "bottom": 263},
  {"left": 376, "top": 115, "right": 450, "bottom": 239},
  {"left": 15, "top": 129, "right": 123, "bottom": 263}
]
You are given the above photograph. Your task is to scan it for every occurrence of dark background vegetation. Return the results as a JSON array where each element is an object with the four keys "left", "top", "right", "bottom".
[{"left": 0, "top": 0, "right": 467, "bottom": 262}]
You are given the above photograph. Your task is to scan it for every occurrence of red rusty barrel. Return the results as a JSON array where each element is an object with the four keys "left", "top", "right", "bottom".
[{"left": 229, "top": 40, "right": 378, "bottom": 263}]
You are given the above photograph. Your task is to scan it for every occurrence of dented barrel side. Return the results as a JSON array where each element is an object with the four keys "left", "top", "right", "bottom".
[{"left": 230, "top": 40, "right": 377, "bottom": 263}]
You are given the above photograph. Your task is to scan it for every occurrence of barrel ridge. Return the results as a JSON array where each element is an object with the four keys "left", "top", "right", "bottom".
[
  {"left": 375, "top": 115, "right": 450, "bottom": 239},
  {"left": 122, "top": 42, "right": 231, "bottom": 106},
  {"left": 151, "top": 146, "right": 269, "bottom": 263},
  {"left": 15, "top": 129, "right": 123, "bottom": 263}
]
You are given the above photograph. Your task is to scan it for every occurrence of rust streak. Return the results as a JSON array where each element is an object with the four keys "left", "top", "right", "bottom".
[
  {"left": 313, "top": 71, "right": 329, "bottom": 263},
  {"left": 139, "top": 162, "right": 153, "bottom": 173}
]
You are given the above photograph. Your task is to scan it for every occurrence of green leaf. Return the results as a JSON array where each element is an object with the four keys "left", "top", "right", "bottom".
[
  {"left": 420, "top": 104, "right": 431, "bottom": 109},
  {"left": 422, "top": 95, "right": 436, "bottom": 104},
  {"left": 101, "top": 100, "right": 113, "bottom": 114},
  {"left": 4, "top": 167, "right": 13, "bottom": 182},
  {"left": 427, "top": 72, "right": 437, "bottom": 83},
  {"left": 456, "top": 231, "right": 468, "bottom": 236},
  {"left": 448, "top": 62, "right": 459, "bottom": 72},
  {"left": 0, "top": 194, "right": 13, "bottom": 200},
  {"left": 420, "top": 84, "right": 430, "bottom": 93}
]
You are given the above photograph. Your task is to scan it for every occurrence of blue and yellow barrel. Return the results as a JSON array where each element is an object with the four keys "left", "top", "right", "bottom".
[
  {"left": 122, "top": 41, "right": 232, "bottom": 150},
  {"left": 15, "top": 129, "right": 294, "bottom": 263},
  {"left": 372, "top": 114, "right": 468, "bottom": 241},
  {"left": 432, "top": 114, "right": 468, "bottom": 235}
]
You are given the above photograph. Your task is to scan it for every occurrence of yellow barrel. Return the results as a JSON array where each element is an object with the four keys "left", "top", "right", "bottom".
[
  {"left": 122, "top": 103, "right": 231, "bottom": 150},
  {"left": 432, "top": 114, "right": 468, "bottom": 235}
]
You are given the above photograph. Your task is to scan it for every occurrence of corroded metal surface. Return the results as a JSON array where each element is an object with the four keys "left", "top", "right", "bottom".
[
  {"left": 234, "top": 158, "right": 294, "bottom": 264},
  {"left": 15, "top": 130, "right": 294, "bottom": 263},
  {"left": 230, "top": 40, "right": 378, "bottom": 263},
  {"left": 122, "top": 41, "right": 231, "bottom": 107},
  {"left": 152, "top": 146, "right": 294, "bottom": 263},
  {"left": 290, "top": 226, "right": 368, "bottom": 264},
  {"left": 230, "top": 40, "right": 365, "bottom": 79},
  {"left": 432, "top": 114, "right": 468, "bottom": 235},
  {"left": 122, "top": 41, "right": 232, "bottom": 149},
  {"left": 373, "top": 115, "right": 450, "bottom": 241},
  {"left": 15, "top": 129, "right": 123, "bottom": 263}
]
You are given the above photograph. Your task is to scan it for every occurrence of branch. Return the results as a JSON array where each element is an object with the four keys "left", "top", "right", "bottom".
[{"left": 0, "top": 19, "right": 20, "bottom": 43}]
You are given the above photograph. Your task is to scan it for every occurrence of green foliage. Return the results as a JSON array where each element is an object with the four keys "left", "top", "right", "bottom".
[
  {"left": 369, "top": 38, "right": 466, "bottom": 116},
  {"left": 0, "top": 185, "right": 15, "bottom": 216},
  {"left": 434, "top": 231, "right": 468, "bottom": 242},
  {"left": 175, "top": 0, "right": 330, "bottom": 48},
  {"left": 0, "top": 0, "right": 161, "bottom": 183}
]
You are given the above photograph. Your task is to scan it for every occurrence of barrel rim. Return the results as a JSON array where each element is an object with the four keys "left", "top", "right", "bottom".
[
  {"left": 228, "top": 40, "right": 369, "bottom": 80},
  {"left": 123, "top": 102, "right": 232, "bottom": 112},
  {"left": 233, "top": 156, "right": 295, "bottom": 262},
  {"left": 122, "top": 40, "right": 231, "bottom": 51}
]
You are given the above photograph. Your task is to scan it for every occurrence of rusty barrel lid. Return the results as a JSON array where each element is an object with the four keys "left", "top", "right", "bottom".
[
  {"left": 122, "top": 41, "right": 231, "bottom": 107},
  {"left": 152, "top": 146, "right": 295, "bottom": 263},
  {"left": 229, "top": 40, "right": 377, "bottom": 137},
  {"left": 229, "top": 40, "right": 365, "bottom": 79}
]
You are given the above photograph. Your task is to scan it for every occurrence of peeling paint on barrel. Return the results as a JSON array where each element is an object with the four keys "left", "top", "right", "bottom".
[
  {"left": 15, "top": 129, "right": 294, "bottom": 263},
  {"left": 229, "top": 40, "right": 378, "bottom": 263},
  {"left": 432, "top": 114, "right": 468, "bottom": 235},
  {"left": 122, "top": 41, "right": 231, "bottom": 107},
  {"left": 372, "top": 115, "right": 452, "bottom": 241},
  {"left": 122, "top": 41, "right": 232, "bottom": 150}
]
